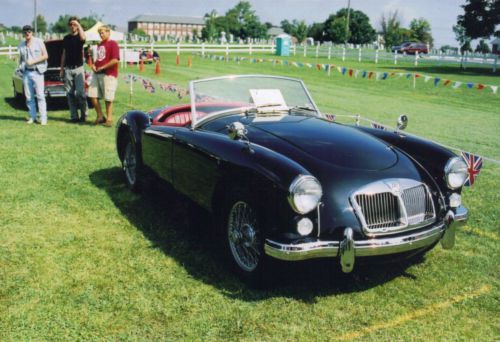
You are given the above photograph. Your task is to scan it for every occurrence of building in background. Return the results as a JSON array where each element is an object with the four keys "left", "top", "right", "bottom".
[{"left": 128, "top": 15, "right": 204, "bottom": 39}]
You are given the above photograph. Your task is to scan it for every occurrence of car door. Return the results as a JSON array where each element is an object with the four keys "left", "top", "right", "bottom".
[{"left": 142, "top": 125, "right": 177, "bottom": 184}]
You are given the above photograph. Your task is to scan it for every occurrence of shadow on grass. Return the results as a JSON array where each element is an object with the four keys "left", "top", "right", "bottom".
[
  {"left": 90, "top": 167, "right": 427, "bottom": 301},
  {"left": 2, "top": 96, "right": 89, "bottom": 123}
]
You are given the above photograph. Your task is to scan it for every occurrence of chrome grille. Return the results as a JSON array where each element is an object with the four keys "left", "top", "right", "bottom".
[
  {"left": 402, "top": 185, "right": 435, "bottom": 225},
  {"left": 351, "top": 179, "right": 436, "bottom": 236},
  {"left": 355, "top": 192, "right": 401, "bottom": 229}
]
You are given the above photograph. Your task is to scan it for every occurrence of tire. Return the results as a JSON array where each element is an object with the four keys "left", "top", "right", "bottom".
[
  {"left": 122, "top": 134, "right": 142, "bottom": 191},
  {"left": 13, "top": 83, "right": 22, "bottom": 101},
  {"left": 224, "top": 194, "right": 267, "bottom": 286}
]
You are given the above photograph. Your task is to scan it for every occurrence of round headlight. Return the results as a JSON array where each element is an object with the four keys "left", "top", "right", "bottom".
[
  {"left": 288, "top": 175, "right": 323, "bottom": 214},
  {"left": 444, "top": 157, "right": 468, "bottom": 189},
  {"left": 297, "top": 217, "right": 314, "bottom": 236}
]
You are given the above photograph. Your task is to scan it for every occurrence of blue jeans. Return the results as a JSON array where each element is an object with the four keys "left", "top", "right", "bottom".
[
  {"left": 64, "top": 66, "right": 88, "bottom": 119},
  {"left": 23, "top": 70, "right": 47, "bottom": 123}
]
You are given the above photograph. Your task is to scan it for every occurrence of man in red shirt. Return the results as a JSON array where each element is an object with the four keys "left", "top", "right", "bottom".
[{"left": 88, "top": 25, "right": 120, "bottom": 127}]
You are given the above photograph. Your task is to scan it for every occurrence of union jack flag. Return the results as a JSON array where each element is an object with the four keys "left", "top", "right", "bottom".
[
  {"left": 325, "top": 114, "right": 336, "bottom": 122},
  {"left": 371, "top": 122, "right": 386, "bottom": 130},
  {"left": 461, "top": 151, "right": 483, "bottom": 186}
]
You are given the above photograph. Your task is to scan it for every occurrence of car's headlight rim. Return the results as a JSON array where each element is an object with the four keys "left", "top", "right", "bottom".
[
  {"left": 444, "top": 157, "right": 468, "bottom": 190},
  {"left": 288, "top": 175, "right": 323, "bottom": 214}
]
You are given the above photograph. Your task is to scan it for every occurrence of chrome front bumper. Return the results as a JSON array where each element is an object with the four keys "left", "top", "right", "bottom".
[{"left": 265, "top": 205, "right": 468, "bottom": 273}]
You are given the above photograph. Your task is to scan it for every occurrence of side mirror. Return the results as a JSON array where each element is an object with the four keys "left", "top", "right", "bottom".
[
  {"left": 227, "top": 122, "right": 247, "bottom": 140},
  {"left": 397, "top": 115, "right": 408, "bottom": 131}
]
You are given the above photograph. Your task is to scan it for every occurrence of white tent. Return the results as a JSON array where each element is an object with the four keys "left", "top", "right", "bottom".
[{"left": 84, "top": 21, "right": 124, "bottom": 41}]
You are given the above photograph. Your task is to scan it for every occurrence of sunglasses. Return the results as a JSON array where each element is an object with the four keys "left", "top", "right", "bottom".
[{"left": 23, "top": 31, "right": 32, "bottom": 34}]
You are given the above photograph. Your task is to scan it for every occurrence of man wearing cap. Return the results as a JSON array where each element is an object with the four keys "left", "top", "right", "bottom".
[
  {"left": 60, "top": 16, "right": 87, "bottom": 123},
  {"left": 17, "top": 25, "right": 48, "bottom": 125},
  {"left": 88, "top": 25, "right": 119, "bottom": 127}
]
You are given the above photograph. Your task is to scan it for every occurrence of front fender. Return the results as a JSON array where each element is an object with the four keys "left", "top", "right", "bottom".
[
  {"left": 356, "top": 126, "right": 458, "bottom": 193},
  {"left": 116, "top": 110, "right": 151, "bottom": 161}
]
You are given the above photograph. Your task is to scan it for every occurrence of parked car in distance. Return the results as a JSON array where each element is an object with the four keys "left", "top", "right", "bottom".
[
  {"left": 116, "top": 75, "right": 469, "bottom": 286},
  {"left": 391, "top": 42, "right": 412, "bottom": 53},
  {"left": 401, "top": 42, "right": 428, "bottom": 55}
]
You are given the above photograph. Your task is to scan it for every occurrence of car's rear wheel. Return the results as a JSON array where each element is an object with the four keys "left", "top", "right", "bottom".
[
  {"left": 122, "top": 135, "right": 141, "bottom": 191},
  {"left": 225, "top": 195, "right": 267, "bottom": 286}
]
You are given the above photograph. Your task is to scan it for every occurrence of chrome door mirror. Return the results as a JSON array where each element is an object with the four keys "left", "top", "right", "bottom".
[
  {"left": 227, "top": 122, "right": 247, "bottom": 140},
  {"left": 397, "top": 115, "right": 408, "bottom": 130}
]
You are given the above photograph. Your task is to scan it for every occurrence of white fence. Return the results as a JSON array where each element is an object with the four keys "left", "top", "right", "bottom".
[{"left": 1, "top": 42, "right": 498, "bottom": 72}]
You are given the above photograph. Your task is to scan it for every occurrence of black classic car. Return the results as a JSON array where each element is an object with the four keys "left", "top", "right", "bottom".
[{"left": 116, "top": 75, "right": 469, "bottom": 284}]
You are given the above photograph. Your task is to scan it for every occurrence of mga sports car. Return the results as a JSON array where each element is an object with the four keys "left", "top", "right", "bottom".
[{"left": 116, "top": 75, "right": 469, "bottom": 284}]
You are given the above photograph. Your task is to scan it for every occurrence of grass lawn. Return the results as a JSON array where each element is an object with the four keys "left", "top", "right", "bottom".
[{"left": 0, "top": 52, "right": 498, "bottom": 341}]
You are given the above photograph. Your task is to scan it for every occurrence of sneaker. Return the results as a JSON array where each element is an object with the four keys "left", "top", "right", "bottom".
[
  {"left": 27, "top": 118, "right": 35, "bottom": 124},
  {"left": 70, "top": 118, "right": 79, "bottom": 123},
  {"left": 40, "top": 120, "right": 47, "bottom": 126}
]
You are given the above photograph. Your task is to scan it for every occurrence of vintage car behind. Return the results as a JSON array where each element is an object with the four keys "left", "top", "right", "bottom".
[
  {"left": 12, "top": 40, "right": 67, "bottom": 100},
  {"left": 115, "top": 75, "right": 469, "bottom": 285}
]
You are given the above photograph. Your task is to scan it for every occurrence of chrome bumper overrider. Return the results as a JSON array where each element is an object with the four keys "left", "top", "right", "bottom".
[{"left": 264, "top": 205, "right": 468, "bottom": 273}]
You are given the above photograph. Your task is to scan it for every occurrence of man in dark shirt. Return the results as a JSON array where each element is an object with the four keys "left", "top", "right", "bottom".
[{"left": 60, "top": 16, "right": 87, "bottom": 123}]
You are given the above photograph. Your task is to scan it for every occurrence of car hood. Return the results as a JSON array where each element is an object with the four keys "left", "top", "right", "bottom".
[{"left": 245, "top": 115, "right": 398, "bottom": 171}]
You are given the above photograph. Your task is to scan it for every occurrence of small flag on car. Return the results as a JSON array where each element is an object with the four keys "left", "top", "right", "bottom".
[{"left": 461, "top": 151, "right": 483, "bottom": 186}]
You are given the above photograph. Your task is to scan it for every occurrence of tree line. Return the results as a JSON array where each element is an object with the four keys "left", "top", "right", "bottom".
[{"left": 2, "top": 0, "right": 497, "bottom": 52}]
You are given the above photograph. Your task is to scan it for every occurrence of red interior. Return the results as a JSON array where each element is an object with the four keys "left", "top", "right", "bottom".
[{"left": 152, "top": 102, "right": 249, "bottom": 127}]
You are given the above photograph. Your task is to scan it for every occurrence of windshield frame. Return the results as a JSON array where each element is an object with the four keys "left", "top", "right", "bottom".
[{"left": 189, "top": 74, "right": 321, "bottom": 129}]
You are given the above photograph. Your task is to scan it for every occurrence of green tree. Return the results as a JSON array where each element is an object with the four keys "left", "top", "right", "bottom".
[
  {"left": 280, "top": 19, "right": 308, "bottom": 43},
  {"left": 380, "top": 11, "right": 403, "bottom": 49},
  {"left": 453, "top": 23, "right": 472, "bottom": 54},
  {"left": 224, "top": 1, "right": 267, "bottom": 39},
  {"left": 32, "top": 14, "right": 47, "bottom": 33},
  {"left": 79, "top": 13, "right": 102, "bottom": 31},
  {"left": 51, "top": 15, "right": 72, "bottom": 33},
  {"left": 323, "top": 8, "right": 375, "bottom": 44},
  {"left": 457, "top": 0, "right": 499, "bottom": 39},
  {"left": 307, "top": 22, "right": 325, "bottom": 42},
  {"left": 475, "top": 39, "right": 491, "bottom": 53},
  {"left": 409, "top": 18, "right": 433, "bottom": 46}
]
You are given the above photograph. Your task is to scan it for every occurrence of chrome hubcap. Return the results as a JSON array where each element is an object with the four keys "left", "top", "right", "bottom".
[
  {"left": 228, "top": 201, "right": 261, "bottom": 272},
  {"left": 123, "top": 142, "right": 136, "bottom": 185}
]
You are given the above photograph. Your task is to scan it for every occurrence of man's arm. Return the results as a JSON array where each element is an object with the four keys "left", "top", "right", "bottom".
[
  {"left": 27, "top": 39, "right": 48, "bottom": 66},
  {"left": 60, "top": 49, "right": 66, "bottom": 77}
]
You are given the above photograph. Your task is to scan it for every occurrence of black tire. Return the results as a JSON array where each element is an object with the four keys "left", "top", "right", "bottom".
[
  {"left": 223, "top": 192, "right": 268, "bottom": 286},
  {"left": 13, "top": 83, "right": 23, "bottom": 101},
  {"left": 122, "top": 134, "right": 142, "bottom": 192}
]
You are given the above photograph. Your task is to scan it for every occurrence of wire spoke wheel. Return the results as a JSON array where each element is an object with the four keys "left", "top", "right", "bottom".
[
  {"left": 227, "top": 201, "right": 262, "bottom": 272},
  {"left": 123, "top": 141, "right": 137, "bottom": 187}
]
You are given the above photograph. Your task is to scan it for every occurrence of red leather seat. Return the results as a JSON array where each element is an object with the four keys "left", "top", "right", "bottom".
[{"left": 164, "top": 111, "right": 192, "bottom": 126}]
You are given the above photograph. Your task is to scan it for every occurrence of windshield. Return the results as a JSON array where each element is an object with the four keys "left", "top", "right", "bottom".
[{"left": 189, "top": 75, "right": 320, "bottom": 128}]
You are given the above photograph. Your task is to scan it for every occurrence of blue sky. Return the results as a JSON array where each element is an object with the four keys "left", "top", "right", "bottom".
[{"left": 0, "top": 0, "right": 469, "bottom": 47}]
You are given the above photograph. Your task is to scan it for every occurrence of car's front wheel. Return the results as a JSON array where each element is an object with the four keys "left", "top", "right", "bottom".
[
  {"left": 225, "top": 197, "right": 266, "bottom": 285},
  {"left": 122, "top": 135, "right": 141, "bottom": 191}
]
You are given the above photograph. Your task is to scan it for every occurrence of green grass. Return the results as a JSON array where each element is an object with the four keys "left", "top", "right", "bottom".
[{"left": 0, "top": 53, "right": 499, "bottom": 341}]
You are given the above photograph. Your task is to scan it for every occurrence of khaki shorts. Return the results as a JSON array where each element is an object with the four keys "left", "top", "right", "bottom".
[{"left": 88, "top": 73, "right": 118, "bottom": 102}]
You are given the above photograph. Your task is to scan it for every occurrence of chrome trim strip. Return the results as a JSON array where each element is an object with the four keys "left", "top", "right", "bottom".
[{"left": 265, "top": 223, "right": 446, "bottom": 261}]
